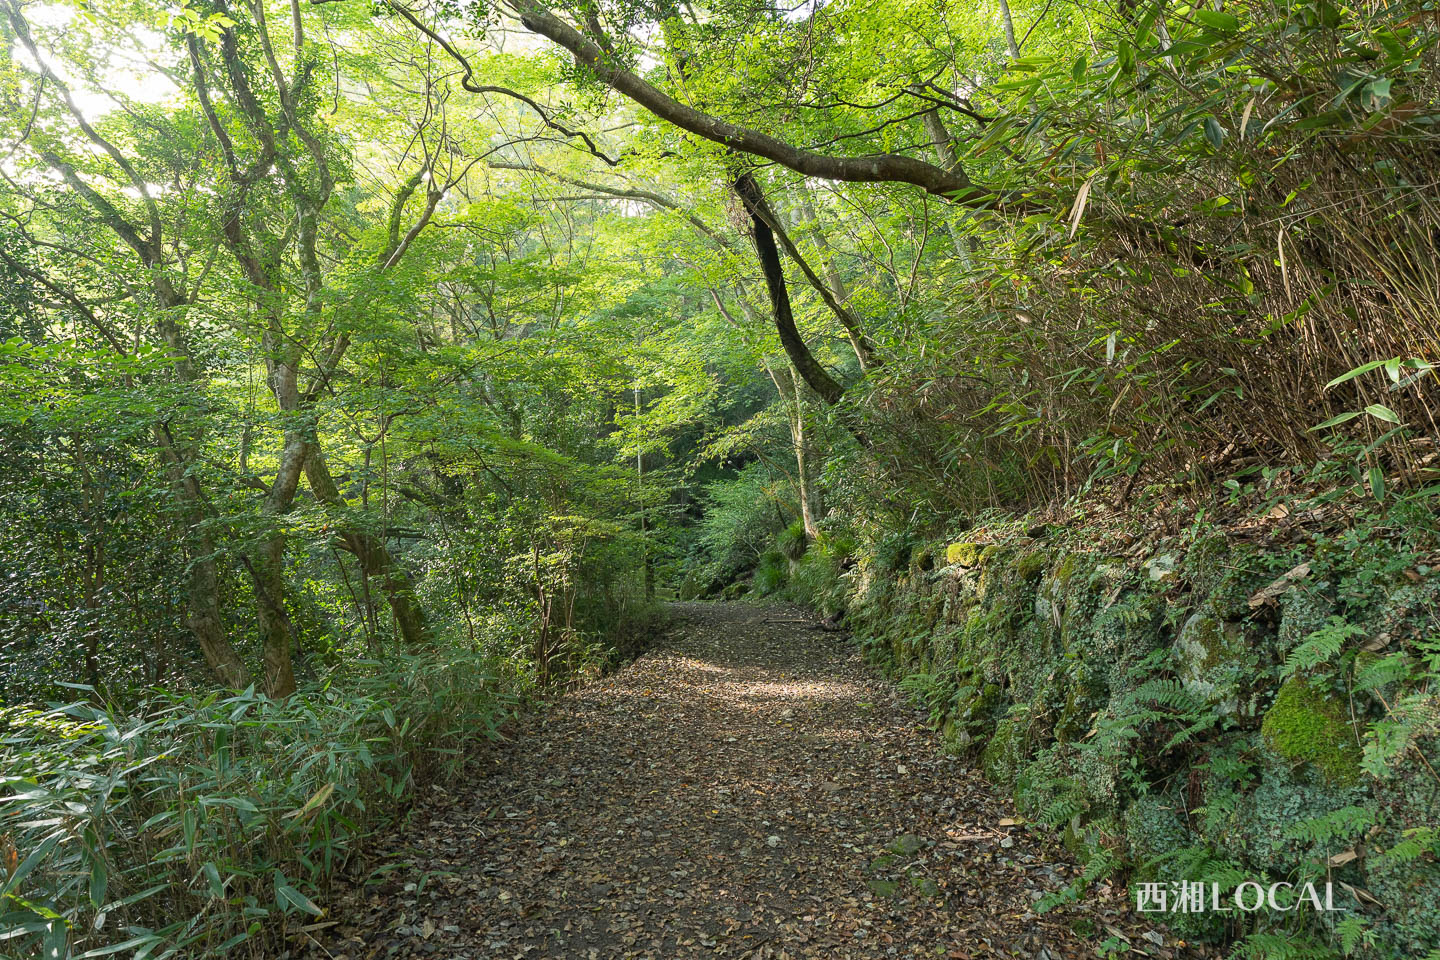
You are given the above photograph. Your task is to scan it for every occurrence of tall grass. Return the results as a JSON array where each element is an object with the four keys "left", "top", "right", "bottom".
[{"left": 0, "top": 650, "right": 515, "bottom": 958}]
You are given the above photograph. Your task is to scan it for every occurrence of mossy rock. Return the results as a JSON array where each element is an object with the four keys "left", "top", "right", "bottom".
[
  {"left": 946, "top": 541, "right": 984, "bottom": 568},
  {"left": 1145, "top": 552, "right": 1179, "bottom": 583},
  {"left": 939, "top": 718, "right": 971, "bottom": 753},
  {"left": 910, "top": 543, "right": 936, "bottom": 572},
  {"left": 1260, "top": 678, "right": 1362, "bottom": 786},
  {"left": 1053, "top": 551, "right": 1088, "bottom": 586},
  {"left": 1175, "top": 612, "right": 1253, "bottom": 714},
  {"left": 958, "top": 681, "right": 1003, "bottom": 725},
  {"left": 1234, "top": 765, "right": 1368, "bottom": 872},
  {"left": 867, "top": 878, "right": 900, "bottom": 898},
  {"left": 1055, "top": 663, "right": 1106, "bottom": 743},
  {"left": 1015, "top": 549, "right": 1048, "bottom": 581},
  {"left": 1183, "top": 534, "right": 1231, "bottom": 594},
  {"left": 1182, "top": 535, "right": 1268, "bottom": 619},
  {"left": 1277, "top": 587, "right": 1337, "bottom": 655},
  {"left": 889, "top": 833, "right": 925, "bottom": 856},
  {"left": 980, "top": 715, "right": 1028, "bottom": 786},
  {"left": 910, "top": 875, "right": 941, "bottom": 898},
  {"left": 868, "top": 852, "right": 898, "bottom": 872},
  {"left": 1014, "top": 747, "right": 1085, "bottom": 824},
  {"left": 1085, "top": 592, "right": 1167, "bottom": 687}
]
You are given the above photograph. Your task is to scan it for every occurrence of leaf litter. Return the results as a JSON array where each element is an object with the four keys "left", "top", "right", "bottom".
[{"left": 306, "top": 603, "right": 1205, "bottom": 959}]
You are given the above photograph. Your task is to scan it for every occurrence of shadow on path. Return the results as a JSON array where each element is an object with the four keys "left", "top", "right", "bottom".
[{"left": 311, "top": 602, "right": 1195, "bottom": 959}]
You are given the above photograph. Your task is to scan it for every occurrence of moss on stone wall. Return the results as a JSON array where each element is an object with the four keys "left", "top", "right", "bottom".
[
  {"left": 792, "top": 513, "right": 1440, "bottom": 959},
  {"left": 1260, "top": 678, "right": 1362, "bottom": 786},
  {"left": 945, "top": 541, "right": 983, "bottom": 567}
]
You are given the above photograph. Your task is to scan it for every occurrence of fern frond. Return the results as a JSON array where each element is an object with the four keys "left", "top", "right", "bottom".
[{"left": 1282, "top": 616, "right": 1363, "bottom": 679}]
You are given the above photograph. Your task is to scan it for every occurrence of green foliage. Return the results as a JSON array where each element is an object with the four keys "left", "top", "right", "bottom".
[
  {"left": 1281, "top": 618, "right": 1365, "bottom": 680},
  {"left": 0, "top": 652, "right": 514, "bottom": 958},
  {"left": 3, "top": 0, "right": 1440, "bottom": 956},
  {"left": 776, "top": 521, "right": 808, "bottom": 562},
  {"left": 835, "top": 514, "right": 1440, "bottom": 958},
  {"left": 686, "top": 464, "right": 796, "bottom": 596},
  {"left": 752, "top": 550, "right": 789, "bottom": 596},
  {"left": 785, "top": 532, "right": 853, "bottom": 618},
  {"left": 1261, "top": 679, "right": 1363, "bottom": 787}
]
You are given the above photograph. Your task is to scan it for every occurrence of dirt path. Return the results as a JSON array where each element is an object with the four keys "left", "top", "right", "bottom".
[{"left": 313, "top": 603, "right": 1189, "bottom": 960}]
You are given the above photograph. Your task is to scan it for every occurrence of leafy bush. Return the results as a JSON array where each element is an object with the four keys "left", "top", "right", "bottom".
[
  {"left": 752, "top": 550, "right": 789, "bottom": 596},
  {"left": 0, "top": 650, "right": 515, "bottom": 958},
  {"left": 785, "top": 539, "right": 850, "bottom": 617},
  {"left": 684, "top": 464, "right": 796, "bottom": 595},
  {"left": 776, "top": 521, "right": 808, "bottom": 562}
]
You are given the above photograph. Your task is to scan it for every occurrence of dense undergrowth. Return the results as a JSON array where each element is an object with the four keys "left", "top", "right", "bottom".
[
  {"left": 1, "top": 653, "right": 508, "bottom": 958},
  {"left": 734, "top": 483, "right": 1440, "bottom": 959},
  {"left": 0, "top": 602, "right": 661, "bottom": 959}
]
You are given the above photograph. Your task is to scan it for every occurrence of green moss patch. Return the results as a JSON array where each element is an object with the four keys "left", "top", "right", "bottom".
[
  {"left": 1015, "top": 549, "right": 1049, "bottom": 580},
  {"left": 1260, "top": 679, "right": 1362, "bottom": 786},
  {"left": 945, "top": 541, "right": 983, "bottom": 567}
]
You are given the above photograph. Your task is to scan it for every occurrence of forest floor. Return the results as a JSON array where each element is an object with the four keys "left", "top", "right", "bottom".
[{"left": 307, "top": 603, "right": 1204, "bottom": 960}]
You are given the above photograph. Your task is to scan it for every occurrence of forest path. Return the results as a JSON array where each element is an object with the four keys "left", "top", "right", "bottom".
[{"left": 313, "top": 602, "right": 1186, "bottom": 960}]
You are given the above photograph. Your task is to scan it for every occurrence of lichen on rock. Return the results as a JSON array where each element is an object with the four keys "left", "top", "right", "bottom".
[{"left": 1174, "top": 611, "right": 1253, "bottom": 715}]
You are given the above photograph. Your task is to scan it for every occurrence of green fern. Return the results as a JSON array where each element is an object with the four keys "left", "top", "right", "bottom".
[
  {"left": 1284, "top": 805, "right": 1376, "bottom": 845},
  {"left": 1038, "top": 783, "right": 1087, "bottom": 828},
  {"left": 1375, "top": 826, "right": 1439, "bottom": 867},
  {"left": 1333, "top": 914, "right": 1375, "bottom": 957},
  {"left": 1282, "top": 616, "right": 1364, "bottom": 679},
  {"left": 1353, "top": 651, "right": 1410, "bottom": 694}
]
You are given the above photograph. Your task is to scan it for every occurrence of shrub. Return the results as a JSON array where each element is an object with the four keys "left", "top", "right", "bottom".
[
  {"left": 752, "top": 550, "right": 789, "bottom": 596},
  {"left": 0, "top": 649, "right": 516, "bottom": 958},
  {"left": 776, "top": 521, "right": 808, "bottom": 561}
]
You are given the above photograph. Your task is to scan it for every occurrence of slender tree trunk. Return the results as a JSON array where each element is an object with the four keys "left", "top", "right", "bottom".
[
  {"left": 305, "top": 445, "right": 430, "bottom": 647},
  {"left": 998, "top": 0, "right": 1021, "bottom": 58},
  {"left": 153, "top": 299, "right": 252, "bottom": 689},
  {"left": 793, "top": 185, "right": 850, "bottom": 306},
  {"left": 917, "top": 104, "right": 976, "bottom": 267},
  {"left": 249, "top": 430, "right": 310, "bottom": 698},
  {"left": 761, "top": 359, "right": 823, "bottom": 539},
  {"left": 180, "top": 525, "right": 250, "bottom": 688},
  {"left": 786, "top": 186, "right": 876, "bottom": 371},
  {"left": 790, "top": 367, "right": 823, "bottom": 538},
  {"left": 635, "top": 385, "right": 655, "bottom": 601}
]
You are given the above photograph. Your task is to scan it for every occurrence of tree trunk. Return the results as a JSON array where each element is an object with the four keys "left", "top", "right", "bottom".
[
  {"left": 917, "top": 105, "right": 976, "bottom": 267},
  {"left": 305, "top": 445, "right": 430, "bottom": 647},
  {"left": 733, "top": 171, "right": 846, "bottom": 406},
  {"left": 775, "top": 188, "right": 876, "bottom": 372},
  {"left": 249, "top": 431, "right": 311, "bottom": 698},
  {"left": 791, "top": 368, "right": 823, "bottom": 538},
  {"left": 181, "top": 528, "right": 250, "bottom": 688},
  {"left": 998, "top": 0, "right": 1021, "bottom": 58},
  {"left": 792, "top": 185, "right": 851, "bottom": 306},
  {"left": 764, "top": 361, "right": 823, "bottom": 539},
  {"left": 152, "top": 308, "right": 252, "bottom": 690}
]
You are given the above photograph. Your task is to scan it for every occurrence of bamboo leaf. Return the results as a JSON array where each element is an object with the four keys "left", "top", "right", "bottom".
[
  {"left": 1068, "top": 176, "right": 1095, "bottom": 239},
  {"left": 1365, "top": 403, "right": 1401, "bottom": 424},
  {"left": 1325, "top": 358, "right": 1391, "bottom": 389}
]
